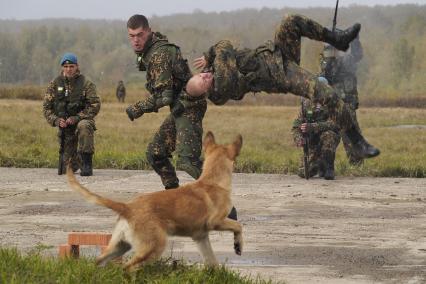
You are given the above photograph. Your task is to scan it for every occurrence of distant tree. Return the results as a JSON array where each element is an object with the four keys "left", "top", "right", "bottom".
[{"left": 391, "top": 38, "right": 415, "bottom": 86}]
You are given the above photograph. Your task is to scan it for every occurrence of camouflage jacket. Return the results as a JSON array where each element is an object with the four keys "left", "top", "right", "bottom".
[
  {"left": 320, "top": 39, "right": 363, "bottom": 107},
  {"left": 131, "top": 32, "right": 195, "bottom": 116},
  {"left": 116, "top": 82, "right": 126, "bottom": 95},
  {"left": 203, "top": 40, "right": 287, "bottom": 105},
  {"left": 292, "top": 99, "right": 339, "bottom": 145},
  {"left": 43, "top": 73, "right": 101, "bottom": 126}
]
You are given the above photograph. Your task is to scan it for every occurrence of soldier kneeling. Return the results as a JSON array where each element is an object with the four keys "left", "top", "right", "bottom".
[
  {"left": 42, "top": 53, "right": 101, "bottom": 176},
  {"left": 292, "top": 97, "right": 340, "bottom": 180}
]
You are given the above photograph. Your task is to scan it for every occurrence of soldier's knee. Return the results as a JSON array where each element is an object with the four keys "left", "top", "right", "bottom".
[
  {"left": 176, "top": 156, "right": 202, "bottom": 179},
  {"left": 77, "top": 120, "right": 94, "bottom": 133}
]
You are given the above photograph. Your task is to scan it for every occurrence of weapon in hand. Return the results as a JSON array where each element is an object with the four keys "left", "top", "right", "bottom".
[
  {"left": 58, "top": 127, "right": 66, "bottom": 175},
  {"left": 301, "top": 104, "right": 313, "bottom": 180},
  {"left": 58, "top": 88, "right": 69, "bottom": 175}
]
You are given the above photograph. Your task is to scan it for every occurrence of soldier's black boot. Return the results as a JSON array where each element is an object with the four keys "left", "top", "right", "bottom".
[
  {"left": 228, "top": 206, "right": 238, "bottom": 221},
  {"left": 345, "top": 128, "right": 380, "bottom": 159},
  {"left": 164, "top": 182, "right": 179, "bottom": 190},
  {"left": 80, "top": 153, "right": 93, "bottom": 176},
  {"left": 324, "top": 23, "right": 361, "bottom": 51},
  {"left": 318, "top": 160, "right": 326, "bottom": 178},
  {"left": 323, "top": 153, "right": 335, "bottom": 180},
  {"left": 324, "top": 162, "right": 335, "bottom": 180}
]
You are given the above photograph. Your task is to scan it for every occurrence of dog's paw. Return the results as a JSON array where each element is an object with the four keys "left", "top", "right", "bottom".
[{"left": 234, "top": 242, "right": 242, "bottom": 255}]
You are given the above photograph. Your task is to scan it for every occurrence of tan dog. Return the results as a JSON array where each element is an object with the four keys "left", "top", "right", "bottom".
[{"left": 67, "top": 131, "right": 243, "bottom": 270}]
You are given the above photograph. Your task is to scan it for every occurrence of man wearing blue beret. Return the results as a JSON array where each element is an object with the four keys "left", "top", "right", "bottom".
[{"left": 43, "top": 52, "right": 101, "bottom": 176}]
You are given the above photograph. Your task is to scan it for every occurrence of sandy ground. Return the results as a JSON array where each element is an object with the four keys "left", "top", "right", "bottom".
[{"left": 0, "top": 167, "right": 425, "bottom": 284}]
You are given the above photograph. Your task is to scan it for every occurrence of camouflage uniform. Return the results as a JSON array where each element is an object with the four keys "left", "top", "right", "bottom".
[
  {"left": 292, "top": 99, "right": 340, "bottom": 178},
  {"left": 116, "top": 80, "right": 126, "bottom": 102},
  {"left": 320, "top": 38, "right": 364, "bottom": 165},
  {"left": 203, "top": 14, "right": 378, "bottom": 158},
  {"left": 43, "top": 72, "right": 101, "bottom": 171},
  {"left": 127, "top": 32, "right": 207, "bottom": 189}
]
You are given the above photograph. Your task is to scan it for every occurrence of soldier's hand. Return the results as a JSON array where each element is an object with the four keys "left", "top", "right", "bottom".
[
  {"left": 56, "top": 118, "right": 67, "bottom": 128},
  {"left": 300, "top": 123, "right": 309, "bottom": 133},
  {"left": 193, "top": 56, "right": 207, "bottom": 70},
  {"left": 65, "top": 116, "right": 78, "bottom": 126},
  {"left": 126, "top": 106, "right": 136, "bottom": 121}
]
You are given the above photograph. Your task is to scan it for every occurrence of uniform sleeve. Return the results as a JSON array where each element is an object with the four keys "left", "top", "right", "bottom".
[
  {"left": 42, "top": 81, "right": 59, "bottom": 126},
  {"left": 77, "top": 80, "right": 101, "bottom": 120},
  {"left": 311, "top": 115, "right": 340, "bottom": 134},
  {"left": 291, "top": 111, "right": 304, "bottom": 145}
]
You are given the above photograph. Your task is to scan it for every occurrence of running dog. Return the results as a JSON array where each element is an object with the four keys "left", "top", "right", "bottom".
[{"left": 67, "top": 131, "right": 243, "bottom": 270}]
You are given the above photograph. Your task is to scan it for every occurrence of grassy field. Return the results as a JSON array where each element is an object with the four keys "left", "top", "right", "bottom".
[
  {"left": 0, "top": 99, "right": 425, "bottom": 177},
  {"left": 0, "top": 247, "right": 271, "bottom": 284}
]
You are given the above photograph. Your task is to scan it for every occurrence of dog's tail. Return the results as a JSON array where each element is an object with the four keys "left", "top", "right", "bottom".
[{"left": 66, "top": 165, "right": 130, "bottom": 218}]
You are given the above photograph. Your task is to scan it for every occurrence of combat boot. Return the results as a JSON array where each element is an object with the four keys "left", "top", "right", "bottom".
[
  {"left": 228, "top": 206, "right": 238, "bottom": 221},
  {"left": 345, "top": 128, "right": 380, "bottom": 159},
  {"left": 353, "top": 141, "right": 380, "bottom": 159},
  {"left": 324, "top": 162, "right": 335, "bottom": 180},
  {"left": 323, "top": 153, "right": 335, "bottom": 180},
  {"left": 164, "top": 182, "right": 179, "bottom": 190},
  {"left": 80, "top": 153, "right": 93, "bottom": 176},
  {"left": 318, "top": 161, "right": 326, "bottom": 178},
  {"left": 324, "top": 23, "right": 361, "bottom": 51}
]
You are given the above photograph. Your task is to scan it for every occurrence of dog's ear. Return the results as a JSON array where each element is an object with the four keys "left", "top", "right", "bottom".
[
  {"left": 228, "top": 134, "right": 243, "bottom": 159},
  {"left": 203, "top": 131, "right": 215, "bottom": 150}
]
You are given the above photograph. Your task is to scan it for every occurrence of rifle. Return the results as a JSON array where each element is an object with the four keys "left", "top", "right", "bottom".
[
  {"left": 301, "top": 101, "right": 313, "bottom": 180},
  {"left": 58, "top": 87, "right": 69, "bottom": 175},
  {"left": 332, "top": 0, "right": 340, "bottom": 32},
  {"left": 58, "top": 128, "right": 65, "bottom": 175}
]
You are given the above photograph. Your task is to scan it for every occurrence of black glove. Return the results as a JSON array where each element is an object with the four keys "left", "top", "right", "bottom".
[{"left": 126, "top": 106, "right": 136, "bottom": 121}]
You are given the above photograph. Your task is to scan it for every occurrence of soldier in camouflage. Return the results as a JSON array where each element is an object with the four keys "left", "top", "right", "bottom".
[
  {"left": 320, "top": 36, "right": 364, "bottom": 165},
  {"left": 116, "top": 80, "right": 126, "bottom": 103},
  {"left": 43, "top": 53, "right": 101, "bottom": 176},
  {"left": 292, "top": 98, "right": 340, "bottom": 180},
  {"left": 124, "top": 14, "right": 207, "bottom": 188},
  {"left": 191, "top": 14, "right": 380, "bottom": 160},
  {"left": 125, "top": 14, "right": 238, "bottom": 220}
]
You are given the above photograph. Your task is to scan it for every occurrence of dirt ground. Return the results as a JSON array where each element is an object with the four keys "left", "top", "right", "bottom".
[{"left": 0, "top": 167, "right": 425, "bottom": 284}]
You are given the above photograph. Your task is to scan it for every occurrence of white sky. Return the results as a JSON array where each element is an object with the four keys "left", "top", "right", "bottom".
[{"left": 0, "top": 0, "right": 425, "bottom": 20}]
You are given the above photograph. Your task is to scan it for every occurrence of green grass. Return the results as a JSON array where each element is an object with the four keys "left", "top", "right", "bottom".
[
  {"left": 0, "top": 247, "right": 272, "bottom": 284},
  {"left": 0, "top": 99, "right": 425, "bottom": 177}
]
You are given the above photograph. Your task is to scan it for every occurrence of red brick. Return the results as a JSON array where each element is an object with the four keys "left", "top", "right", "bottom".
[{"left": 68, "top": 232, "right": 111, "bottom": 246}]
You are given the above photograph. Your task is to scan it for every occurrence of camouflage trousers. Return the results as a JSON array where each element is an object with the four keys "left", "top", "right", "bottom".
[
  {"left": 341, "top": 107, "right": 364, "bottom": 165},
  {"left": 146, "top": 99, "right": 207, "bottom": 189},
  {"left": 269, "top": 14, "right": 358, "bottom": 132},
  {"left": 58, "top": 119, "right": 96, "bottom": 170},
  {"left": 298, "top": 130, "right": 340, "bottom": 178}
]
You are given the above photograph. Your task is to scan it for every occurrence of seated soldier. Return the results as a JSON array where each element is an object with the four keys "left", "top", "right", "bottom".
[
  {"left": 188, "top": 14, "right": 380, "bottom": 159},
  {"left": 292, "top": 97, "right": 340, "bottom": 180}
]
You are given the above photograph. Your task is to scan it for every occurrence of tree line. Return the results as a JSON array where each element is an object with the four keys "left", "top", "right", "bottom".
[{"left": 0, "top": 4, "right": 424, "bottom": 99}]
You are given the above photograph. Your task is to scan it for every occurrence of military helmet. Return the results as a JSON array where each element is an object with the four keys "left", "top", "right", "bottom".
[{"left": 322, "top": 44, "right": 337, "bottom": 58}]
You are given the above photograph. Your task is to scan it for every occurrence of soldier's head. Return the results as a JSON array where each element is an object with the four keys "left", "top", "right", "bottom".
[
  {"left": 185, "top": 72, "right": 214, "bottom": 97},
  {"left": 127, "top": 14, "right": 152, "bottom": 52},
  {"left": 60, "top": 52, "right": 79, "bottom": 78}
]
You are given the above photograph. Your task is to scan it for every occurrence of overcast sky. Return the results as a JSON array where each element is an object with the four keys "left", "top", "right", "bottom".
[{"left": 0, "top": 0, "right": 425, "bottom": 20}]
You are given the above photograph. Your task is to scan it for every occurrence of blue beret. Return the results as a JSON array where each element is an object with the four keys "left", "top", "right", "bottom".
[{"left": 60, "top": 53, "right": 78, "bottom": 65}]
